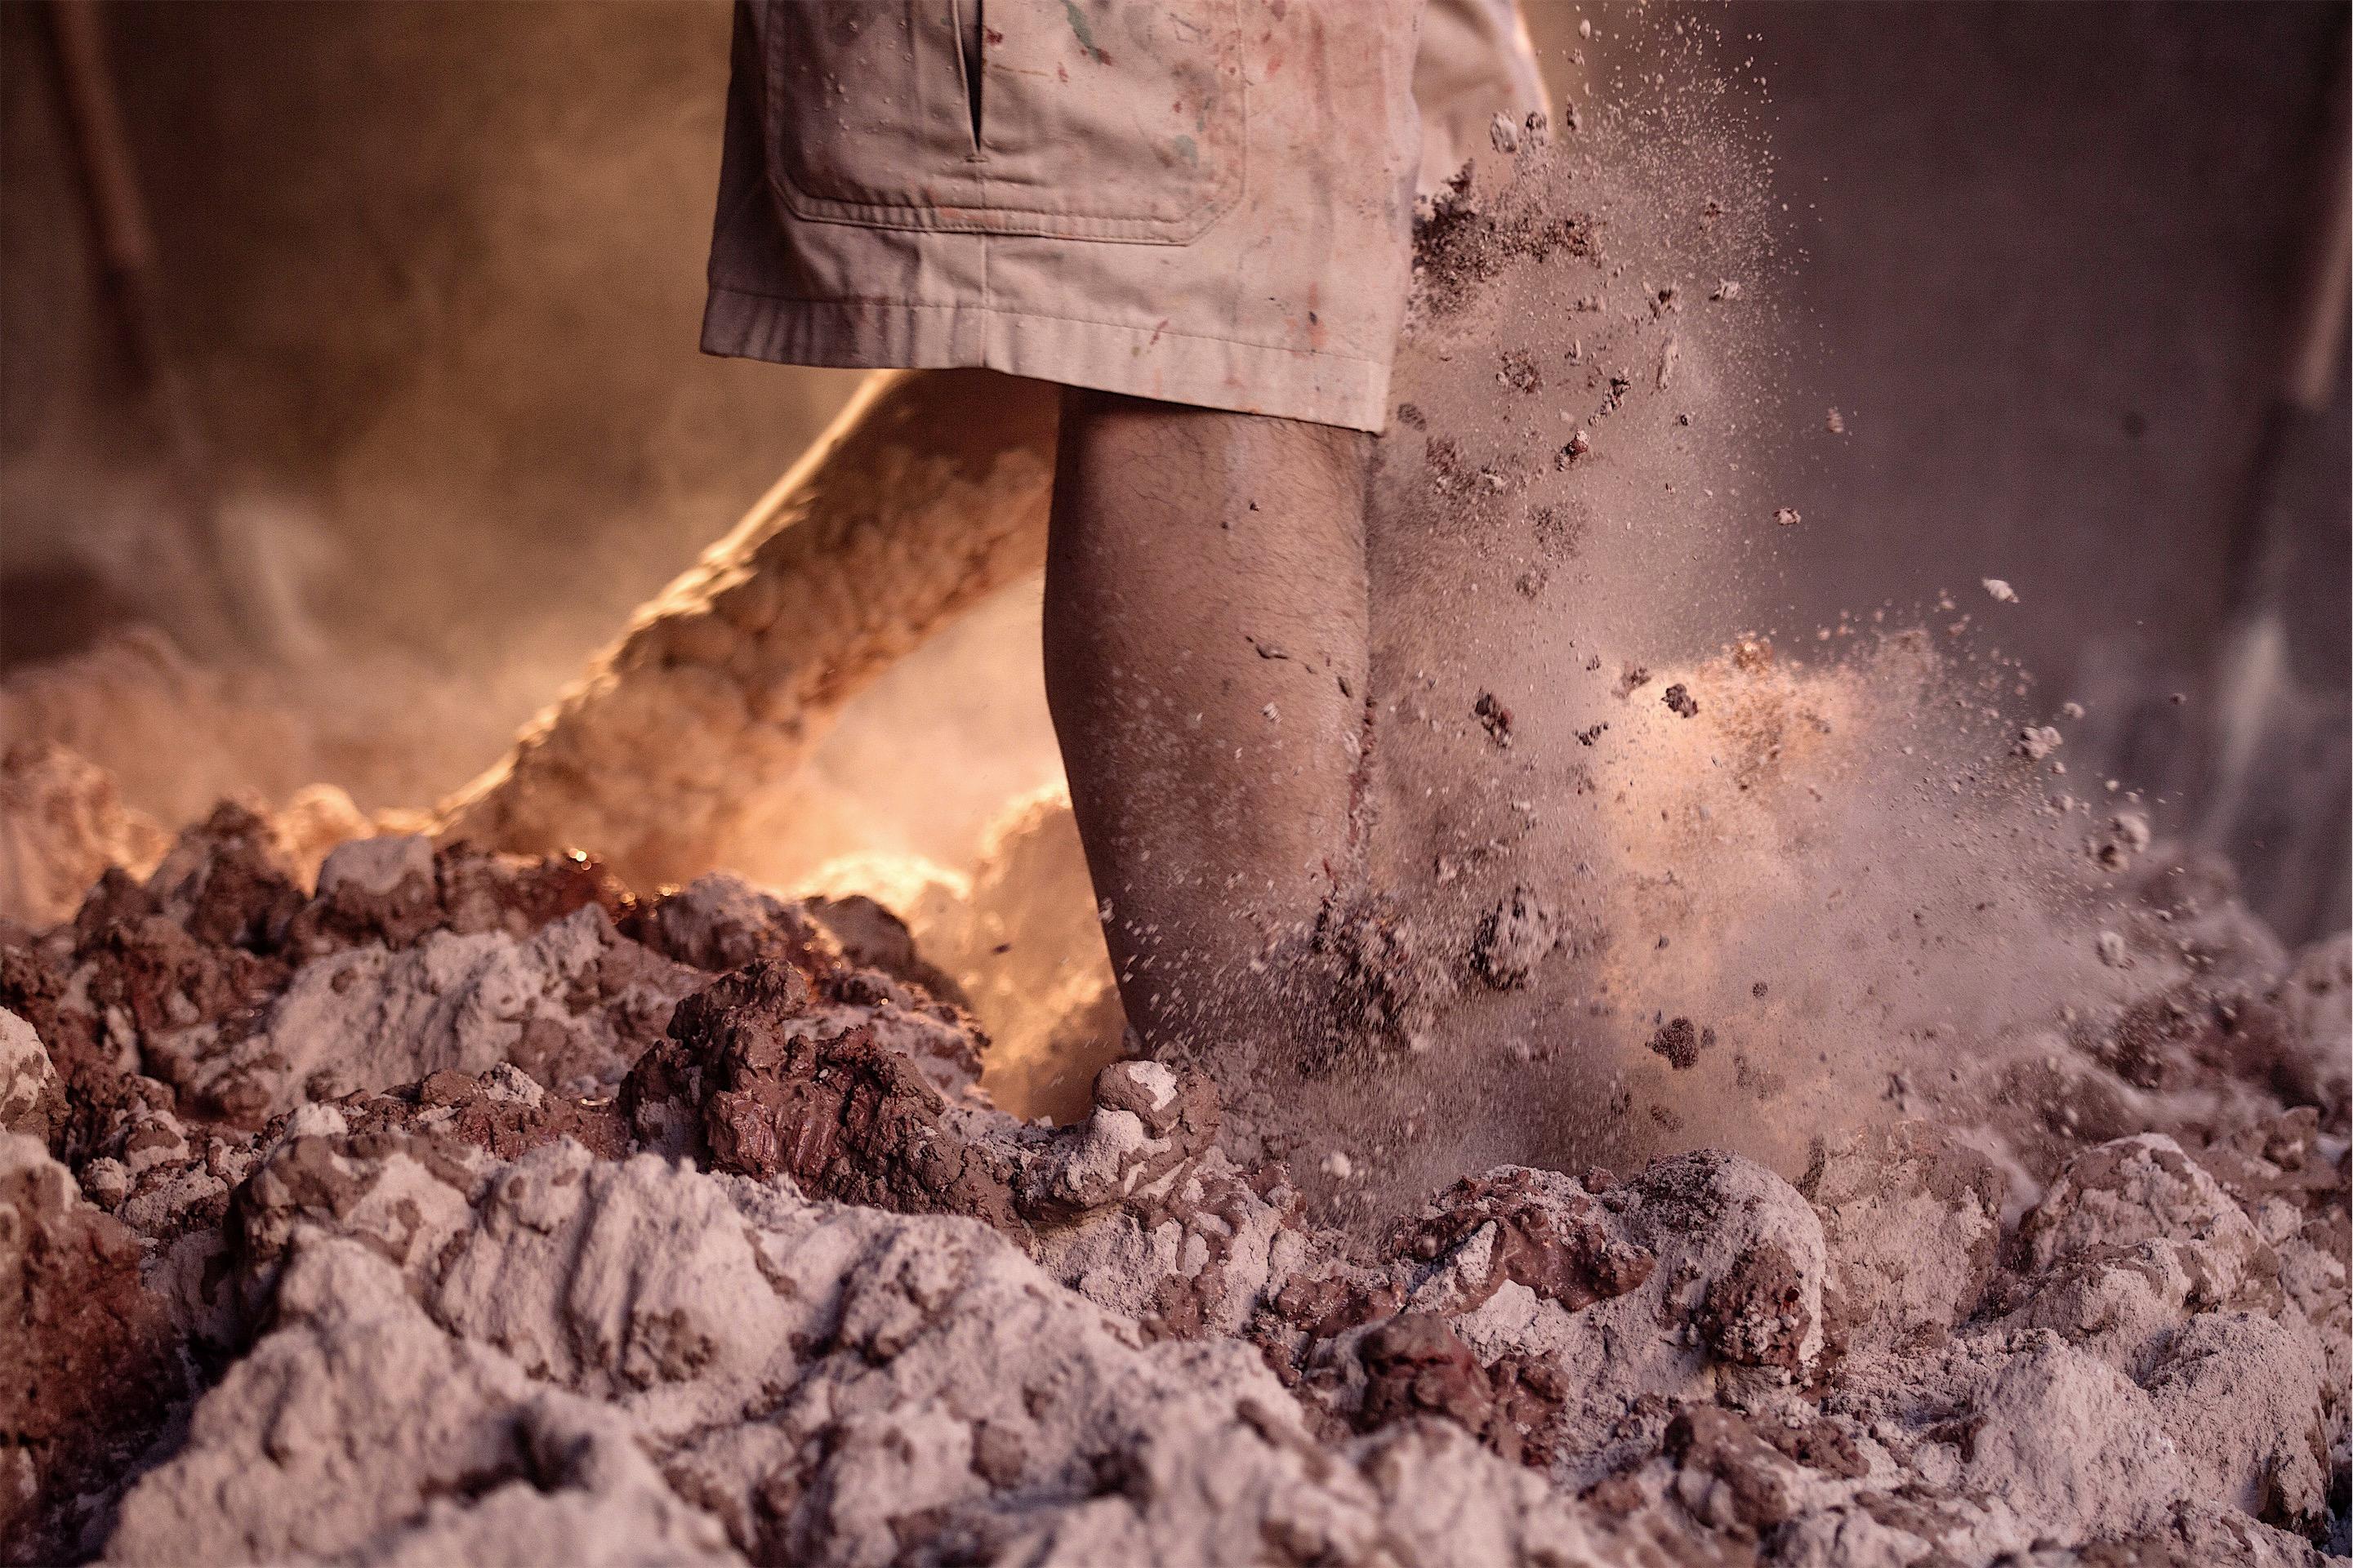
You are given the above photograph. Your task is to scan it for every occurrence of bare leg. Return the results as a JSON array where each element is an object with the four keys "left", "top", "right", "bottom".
[{"left": 1044, "top": 389, "right": 1372, "bottom": 1062}]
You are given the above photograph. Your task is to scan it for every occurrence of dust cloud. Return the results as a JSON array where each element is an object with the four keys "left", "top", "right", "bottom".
[{"left": 1205, "top": 30, "right": 2252, "bottom": 1227}]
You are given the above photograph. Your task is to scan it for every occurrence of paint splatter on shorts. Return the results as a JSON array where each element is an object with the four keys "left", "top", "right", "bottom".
[{"left": 702, "top": 0, "right": 1543, "bottom": 432}]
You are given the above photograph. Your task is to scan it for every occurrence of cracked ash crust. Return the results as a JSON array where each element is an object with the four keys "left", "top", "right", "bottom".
[{"left": 1, "top": 813, "right": 2348, "bottom": 1567}]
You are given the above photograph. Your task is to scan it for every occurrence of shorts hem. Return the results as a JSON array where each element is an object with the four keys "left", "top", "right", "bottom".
[{"left": 701, "top": 287, "right": 1391, "bottom": 434}]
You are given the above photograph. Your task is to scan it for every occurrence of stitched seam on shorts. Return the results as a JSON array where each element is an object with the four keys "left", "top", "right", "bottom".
[
  {"left": 774, "top": 186, "right": 1240, "bottom": 231},
  {"left": 706, "top": 288, "right": 1387, "bottom": 366},
  {"left": 979, "top": 165, "right": 994, "bottom": 341}
]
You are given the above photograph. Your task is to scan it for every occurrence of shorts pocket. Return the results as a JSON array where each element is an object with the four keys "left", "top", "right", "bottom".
[{"left": 760, "top": 0, "right": 1245, "bottom": 244}]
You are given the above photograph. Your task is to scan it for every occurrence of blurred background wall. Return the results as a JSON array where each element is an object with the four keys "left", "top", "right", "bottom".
[
  {"left": 2, "top": 0, "right": 2345, "bottom": 932},
  {"left": 2, "top": 0, "right": 859, "bottom": 667}
]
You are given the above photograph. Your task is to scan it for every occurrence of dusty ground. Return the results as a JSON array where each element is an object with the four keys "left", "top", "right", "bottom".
[{"left": 1, "top": 805, "right": 2345, "bottom": 1566}]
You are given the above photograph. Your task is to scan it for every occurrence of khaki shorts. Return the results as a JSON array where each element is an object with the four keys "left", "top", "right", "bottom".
[{"left": 702, "top": 1, "right": 1543, "bottom": 433}]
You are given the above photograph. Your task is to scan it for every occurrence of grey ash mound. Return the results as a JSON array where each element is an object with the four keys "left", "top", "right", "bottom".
[{"left": 4, "top": 808, "right": 2347, "bottom": 1566}]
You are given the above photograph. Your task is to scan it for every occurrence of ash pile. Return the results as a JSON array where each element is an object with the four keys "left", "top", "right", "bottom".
[{"left": 4, "top": 805, "right": 2344, "bottom": 1567}]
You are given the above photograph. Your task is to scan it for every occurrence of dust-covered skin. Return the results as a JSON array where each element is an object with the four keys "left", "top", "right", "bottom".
[
  {"left": 1043, "top": 390, "right": 1379, "bottom": 1073},
  {"left": 2, "top": 810, "right": 2345, "bottom": 1566}
]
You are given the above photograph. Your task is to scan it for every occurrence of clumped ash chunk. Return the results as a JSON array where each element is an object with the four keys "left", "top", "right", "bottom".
[{"left": 0, "top": 805, "right": 2347, "bottom": 1566}]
